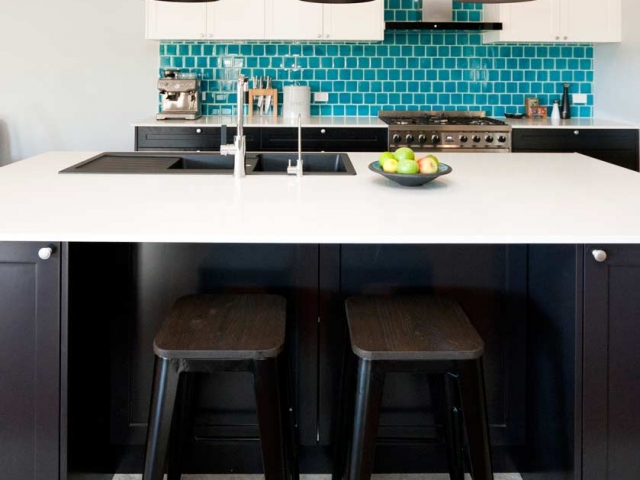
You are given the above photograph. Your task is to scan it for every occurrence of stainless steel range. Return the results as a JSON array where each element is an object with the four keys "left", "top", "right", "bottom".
[{"left": 378, "top": 110, "right": 512, "bottom": 153}]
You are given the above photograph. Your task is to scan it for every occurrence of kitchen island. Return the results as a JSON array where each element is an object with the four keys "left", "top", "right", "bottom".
[{"left": 1, "top": 152, "right": 639, "bottom": 480}]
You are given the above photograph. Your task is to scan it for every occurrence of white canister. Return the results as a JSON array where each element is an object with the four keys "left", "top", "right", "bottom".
[{"left": 283, "top": 86, "right": 311, "bottom": 119}]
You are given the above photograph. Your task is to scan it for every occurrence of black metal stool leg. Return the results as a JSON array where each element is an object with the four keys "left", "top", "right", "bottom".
[
  {"left": 167, "top": 373, "right": 195, "bottom": 480},
  {"left": 143, "top": 356, "right": 181, "bottom": 480},
  {"left": 348, "top": 358, "right": 385, "bottom": 480},
  {"left": 254, "top": 357, "right": 287, "bottom": 480},
  {"left": 332, "top": 340, "right": 357, "bottom": 480},
  {"left": 458, "top": 359, "right": 494, "bottom": 480},
  {"left": 444, "top": 372, "right": 465, "bottom": 480}
]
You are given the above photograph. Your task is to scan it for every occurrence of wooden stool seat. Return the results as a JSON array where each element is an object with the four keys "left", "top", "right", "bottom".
[
  {"left": 153, "top": 294, "right": 286, "bottom": 360},
  {"left": 346, "top": 295, "right": 484, "bottom": 361}
]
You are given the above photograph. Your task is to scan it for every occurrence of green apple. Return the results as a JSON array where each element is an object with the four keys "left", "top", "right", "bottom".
[
  {"left": 394, "top": 147, "right": 415, "bottom": 161},
  {"left": 378, "top": 152, "right": 395, "bottom": 167},
  {"left": 397, "top": 159, "right": 420, "bottom": 175},
  {"left": 382, "top": 158, "right": 398, "bottom": 173}
]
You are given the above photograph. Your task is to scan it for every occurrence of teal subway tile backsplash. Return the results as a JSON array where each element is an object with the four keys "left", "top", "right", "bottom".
[{"left": 158, "top": 1, "right": 593, "bottom": 117}]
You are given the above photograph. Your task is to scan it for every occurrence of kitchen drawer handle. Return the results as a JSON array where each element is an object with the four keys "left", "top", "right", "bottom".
[
  {"left": 574, "top": 130, "right": 580, "bottom": 136},
  {"left": 592, "top": 249, "right": 608, "bottom": 263},
  {"left": 38, "top": 247, "right": 53, "bottom": 260},
  {"left": 320, "top": 129, "right": 326, "bottom": 134}
]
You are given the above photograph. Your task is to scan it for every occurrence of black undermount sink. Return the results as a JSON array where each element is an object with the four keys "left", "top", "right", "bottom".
[
  {"left": 59, "top": 152, "right": 355, "bottom": 175},
  {"left": 249, "top": 153, "right": 356, "bottom": 175}
]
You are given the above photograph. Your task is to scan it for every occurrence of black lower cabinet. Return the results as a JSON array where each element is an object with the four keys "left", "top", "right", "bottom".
[
  {"left": 135, "top": 126, "right": 388, "bottom": 153},
  {"left": 0, "top": 242, "right": 62, "bottom": 480},
  {"left": 66, "top": 243, "right": 584, "bottom": 479},
  {"left": 512, "top": 128, "right": 640, "bottom": 171},
  {"left": 584, "top": 245, "right": 640, "bottom": 480}
]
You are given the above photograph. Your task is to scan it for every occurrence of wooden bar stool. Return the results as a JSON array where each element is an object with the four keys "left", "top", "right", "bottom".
[
  {"left": 335, "top": 294, "right": 493, "bottom": 480},
  {"left": 142, "top": 294, "right": 298, "bottom": 480}
]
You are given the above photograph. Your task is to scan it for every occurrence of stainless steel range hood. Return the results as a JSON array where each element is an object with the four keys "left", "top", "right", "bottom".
[{"left": 386, "top": 0, "right": 532, "bottom": 31}]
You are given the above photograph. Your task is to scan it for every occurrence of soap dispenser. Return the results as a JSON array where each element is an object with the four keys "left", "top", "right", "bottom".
[{"left": 560, "top": 83, "right": 571, "bottom": 119}]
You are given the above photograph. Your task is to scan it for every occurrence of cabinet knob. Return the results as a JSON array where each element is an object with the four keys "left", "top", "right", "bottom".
[
  {"left": 592, "top": 249, "right": 608, "bottom": 263},
  {"left": 555, "top": 36, "right": 560, "bottom": 40},
  {"left": 320, "top": 129, "right": 326, "bottom": 134},
  {"left": 317, "top": 34, "right": 321, "bottom": 39},
  {"left": 200, "top": 34, "right": 205, "bottom": 39},
  {"left": 196, "top": 128, "right": 202, "bottom": 134},
  {"left": 38, "top": 247, "right": 53, "bottom": 260},
  {"left": 564, "top": 36, "right": 568, "bottom": 40},
  {"left": 574, "top": 130, "right": 580, "bottom": 136},
  {"left": 208, "top": 34, "right": 213, "bottom": 39},
  {"left": 325, "top": 34, "right": 329, "bottom": 39}
]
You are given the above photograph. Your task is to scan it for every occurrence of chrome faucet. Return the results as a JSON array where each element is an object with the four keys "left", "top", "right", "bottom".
[
  {"left": 287, "top": 114, "right": 304, "bottom": 177},
  {"left": 220, "top": 75, "right": 247, "bottom": 178}
]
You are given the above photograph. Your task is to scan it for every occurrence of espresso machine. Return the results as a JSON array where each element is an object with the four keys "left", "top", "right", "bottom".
[{"left": 157, "top": 69, "right": 202, "bottom": 120}]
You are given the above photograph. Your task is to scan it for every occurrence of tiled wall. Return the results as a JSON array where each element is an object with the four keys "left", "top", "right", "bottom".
[{"left": 159, "top": 1, "right": 594, "bottom": 117}]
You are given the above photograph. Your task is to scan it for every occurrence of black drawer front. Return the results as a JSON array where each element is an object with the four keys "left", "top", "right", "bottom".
[
  {"left": 512, "top": 128, "right": 639, "bottom": 171},
  {"left": 260, "top": 127, "right": 387, "bottom": 152},
  {"left": 136, "top": 127, "right": 260, "bottom": 151}
]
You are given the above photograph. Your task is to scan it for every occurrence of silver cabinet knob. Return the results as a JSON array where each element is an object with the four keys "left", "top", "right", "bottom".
[
  {"left": 196, "top": 128, "right": 202, "bottom": 134},
  {"left": 574, "top": 130, "right": 580, "bottom": 135},
  {"left": 325, "top": 34, "right": 330, "bottom": 39},
  {"left": 592, "top": 249, "right": 608, "bottom": 263},
  {"left": 200, "top": 34, "right": 205, "bottom": 39},
  {"left": 38, "top": 247, "right": 53, "bottom": 260},
  {"left": 564, "top": 36, "right": 568, "bottom": 40},
  {"left": 320, "top": 129, "right": 326, "bottom": 134},
  {"left": 317, "top": 34, "right": 321, "bottom": 39},
  {"left": 555, "top": 36, "right": 560, "bottom": 40}
]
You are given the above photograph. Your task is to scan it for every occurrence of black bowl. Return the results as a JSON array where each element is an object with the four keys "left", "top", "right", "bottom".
[{"left": 369, "top": 161, "right": 452, "bottom": 187}]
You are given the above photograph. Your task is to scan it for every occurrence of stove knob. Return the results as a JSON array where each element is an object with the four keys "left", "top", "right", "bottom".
[
  {"left": 498, "top": 135, "right": 507, "bottom": 143},
  {"left": 392, "top": 134, "right": 401, "bottom": 143},
  {"left": 418, "top": 134, "right": 426, "bottom": 143},
  {"left": 406, "top": 134, "right": 414, "bottom": 144},
  {"left": 431, "top": 135, "right": 441, "bottom": 144},
  {"left": 485, "top": 135, "right": 494, "bottom": 143},
  {"left": 460, "top": 135, "right": 468, "bottom": 143},
  {"left": 472, "top": 135, "right": 482, "bottom": 143}
]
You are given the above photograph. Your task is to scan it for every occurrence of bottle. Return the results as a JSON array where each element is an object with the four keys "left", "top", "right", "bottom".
[
  {"left": 560, "top": 83, "right": 571, "bottom": 119},
  {"left": 551, "top": 100, "right": 561, "bottom": 121}
]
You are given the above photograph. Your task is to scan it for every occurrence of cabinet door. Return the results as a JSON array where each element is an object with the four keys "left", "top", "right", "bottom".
[
  {"left": 562, "top": 0, "right": 621, "bottom": 42},
  {"left": 484, "top": 0, "right": 559, "bottom": 43},
  {"left": 265, "top": 0, "right": 322, "bottom": 40},
  {"left": 584, "top": 245, "right": 640, "bottom": 480},
  {"left": 322, "top": 0, "right": 384, "bottom": 41},
  {"left": 208, "top": 0, "right": 265, "bottom": 40},
  {"left": 0, "top": 243, "right": 61, "bottom": 480},
  {"left": 146, "top": 0, "right": 207, "bottom": 40}
]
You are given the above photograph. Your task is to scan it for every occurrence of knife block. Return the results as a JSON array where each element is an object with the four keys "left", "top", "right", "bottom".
[{"left": 248, "top": 88, "right": 278, "bottom": 117}]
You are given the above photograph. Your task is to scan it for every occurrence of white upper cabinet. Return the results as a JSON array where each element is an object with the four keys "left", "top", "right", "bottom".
[
  {"left": 146, "top": 0, "right": 383, "bottom": 41},
  {"left": 561, "top": 0, "right": 621, "bottom": 43},
  {"left": 146, "top": 1, "right": 207, "bottom": 40},
  {"left": 484, "top": 0, "right": 621, "bottom": 43},
  {"left": 265, "top": 0, "right": 322, "bottom": 40},
  {"left": 322, "top": 0, "right": 385, "bottom": 41},
  {"left": 146, "top": 0, "right": 264, "bottom": 40}
]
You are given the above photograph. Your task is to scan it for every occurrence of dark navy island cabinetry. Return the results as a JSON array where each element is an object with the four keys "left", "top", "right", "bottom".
[
  {"left": 135, "top": 126, "right": 387, "bottom": 153},
  {"left": 0, "top": 242, "right": 63, "bottom": 480},
  {"left": 512, "top": 128, "right": 640, "bottom": 171},
  {"left": 3, "top": 241, "right": 640, "bottom": 480},
  {"left": 583, "top": 245, "right": 640, "bottom": 480}
]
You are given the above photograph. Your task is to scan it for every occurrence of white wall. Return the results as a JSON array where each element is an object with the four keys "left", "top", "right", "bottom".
[
  {"left": 0, "top": 0, "right": 158, "bottom": 165},
  {"left": 594, "top": 0, "right": 640, "bottom": 123}
]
